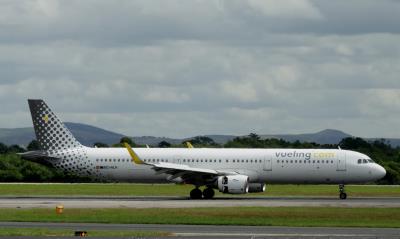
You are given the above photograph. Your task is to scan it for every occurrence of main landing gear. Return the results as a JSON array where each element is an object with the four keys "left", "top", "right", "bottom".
[
  {"left": 190, "top": 187, "right": 215, "bottom": 199},
  {"left": 339, "top": 184, "right": 347, "bottom": 200}
]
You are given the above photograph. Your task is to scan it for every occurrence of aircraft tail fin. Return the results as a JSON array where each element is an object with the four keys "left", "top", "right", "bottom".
[{"left": 28, "top": 99, "right": 83, "bottom": 151}]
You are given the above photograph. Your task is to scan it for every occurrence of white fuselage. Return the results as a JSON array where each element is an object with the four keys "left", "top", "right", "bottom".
[{"left": 79, "top": 147, "right": 385, "bottom": 184}]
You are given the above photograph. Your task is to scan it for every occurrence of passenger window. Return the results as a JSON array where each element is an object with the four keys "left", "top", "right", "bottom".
[
  {"left": 299, "top": 160, "right": 302, "bottom": 163},
  {"left": 358, "top": 159, "right": 362, "bottom": 164},
  {"left": 295, "top": 160, "right": 297, "bottom": 163}
]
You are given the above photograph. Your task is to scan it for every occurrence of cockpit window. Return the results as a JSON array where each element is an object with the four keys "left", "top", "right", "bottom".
[{"left": 358, "top": 158, "right": 375, "bottom": 164}]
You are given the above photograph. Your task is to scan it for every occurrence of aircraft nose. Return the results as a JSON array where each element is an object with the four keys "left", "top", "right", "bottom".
[{"left": 375, "top": 165, "right": 386, "bottom": 179}]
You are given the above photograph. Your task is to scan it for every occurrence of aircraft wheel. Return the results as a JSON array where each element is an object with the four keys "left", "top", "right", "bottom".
[
  {"left": 339, "top": 184, "right": 347, "bottom": 200},
  {"left": 339, "top": 192, "right": 347, "bottom": 200},
  {"left": 203, "top": 187, "right": 215, "bottom": 199},
  {"left": 190, "top": 188, "right": 202, "bottom": 199}
]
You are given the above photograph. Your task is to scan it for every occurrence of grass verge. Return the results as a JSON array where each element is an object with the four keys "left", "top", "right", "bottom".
[
  {"left": 0, "top": 207, "right": 399, "bottom": 228},
  {"left": 0, "top": 228, "right": 170, "bottom": 237},
  {"left": 0, "top": 183, "right": 399, "bottom": 197}
]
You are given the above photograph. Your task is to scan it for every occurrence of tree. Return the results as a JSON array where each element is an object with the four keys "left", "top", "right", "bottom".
[
  {"left": 188, "top": 136, "right": 217, "bottom": 147},
  {"left": 94, "top": 142, "right": 109, "bottom": 148},
  {"left": 7, "top": 145, "right": 25, "bottom": 153},
  {"left": 248, "top": 133, "right": 260, "bottom": 141},
  {"left": 339, "top": 137, "right": 371, "bottom": 150},
  {"left": 27, "top": 140, "right": 40, "bottom": 151},
  {"left": 119, "top": 137, "right": 136, "bottom": 146},
  {"left": 0, "top": 143, "right": 7, "bottom": 154},
  {"left": 158, "top": 141, "right": 171, "bottom": 148}
]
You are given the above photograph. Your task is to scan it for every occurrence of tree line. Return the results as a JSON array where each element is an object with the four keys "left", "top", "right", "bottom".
[{"left": 0, "top": 135, "right": 399, "bottom": 184}]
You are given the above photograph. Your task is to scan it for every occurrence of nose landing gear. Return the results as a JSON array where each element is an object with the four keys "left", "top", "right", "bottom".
[{"left": 339, "top": 184, "right": 347, "bottom": 200}]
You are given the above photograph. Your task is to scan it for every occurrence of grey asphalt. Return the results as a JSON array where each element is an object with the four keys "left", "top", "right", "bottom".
[
  {"left": 0, "top": 222, "right": 399, "bottom": 239},
  {"left": 0, "top": 196, "right": 399, "bottom": 208}
]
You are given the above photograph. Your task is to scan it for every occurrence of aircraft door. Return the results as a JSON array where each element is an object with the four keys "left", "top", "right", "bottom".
[
  {"left": 173, "top": 155, "right": 181, "bottom": 164},
  {"left": 337, "top": 151, "right": 346, "bottom": 171},
  {"left": 263, "top": 156, "right": 272, "bottom": 171}
]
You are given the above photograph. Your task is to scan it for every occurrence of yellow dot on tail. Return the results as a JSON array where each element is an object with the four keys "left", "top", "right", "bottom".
[{"left": 42, "top": 115, "right": 49, "bottom": 123}]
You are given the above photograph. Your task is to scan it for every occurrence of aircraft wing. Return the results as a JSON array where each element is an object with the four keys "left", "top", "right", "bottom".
[{"left": 123, "top": 143, "right": 236, "bottom": 184}]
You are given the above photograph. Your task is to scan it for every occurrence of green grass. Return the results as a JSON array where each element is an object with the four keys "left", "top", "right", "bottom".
[
  {"left": 0, "top": 228, "right": 170, "bottom": 237},
  {"left": 0, "top": 207, "right": 399, "bottom": 228},
  {"left": 0, "top": 183, "right": 399, "bottom": 197}
]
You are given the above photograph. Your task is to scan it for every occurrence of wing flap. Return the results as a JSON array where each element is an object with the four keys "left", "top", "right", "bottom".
[{"left": 123, "top": 144, "right": 236, "bottom": 184}]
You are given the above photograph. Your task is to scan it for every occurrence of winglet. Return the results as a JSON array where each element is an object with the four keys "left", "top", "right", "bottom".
[
  {"left": 123, "top": 143, "right": 144, "bottom": 164},
  {"left": 186, "top": 142, "right": 194, "bottom": 148}
]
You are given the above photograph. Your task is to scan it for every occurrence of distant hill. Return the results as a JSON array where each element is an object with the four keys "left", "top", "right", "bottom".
[
  {"left": 261, "top": 129, "right": 352, "bottom": 145},
  {"left": 0, "top": 122, "right": 125, "bottom": 147},
  {"left": 1, "top": 123, "right": 399, "bottom": 148}
]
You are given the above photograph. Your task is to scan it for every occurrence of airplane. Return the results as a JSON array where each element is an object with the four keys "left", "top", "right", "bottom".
[{"left": 20, "top": 99, "right": 386, "bottom": 200}]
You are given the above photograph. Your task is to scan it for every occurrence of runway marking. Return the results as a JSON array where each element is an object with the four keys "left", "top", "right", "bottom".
[
  {"left": 176, "top": 232, "right": 377, "bottom": 237},
  {"left": 0, "top": 222, "right": 399, "bottom": 238},
  {"left": 0, "top": 196, "right": 399, "bottom": 208}
]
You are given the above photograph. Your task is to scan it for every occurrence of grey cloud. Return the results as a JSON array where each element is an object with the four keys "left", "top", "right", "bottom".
[
  {"left": 0, "top": 0, "right": 400, "bottom": 138},
  {"left": 2, "top": 0, "right": 399, "bottom": 48}
]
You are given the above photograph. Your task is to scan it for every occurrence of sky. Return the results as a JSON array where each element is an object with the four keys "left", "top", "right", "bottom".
[{"left": 0, "top": 0, "right": 400, "bottom": 138}]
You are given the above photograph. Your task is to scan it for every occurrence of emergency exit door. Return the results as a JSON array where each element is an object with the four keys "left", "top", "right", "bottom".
[{"left": 263, "top": 156, "right": 272, "bottom": 171}]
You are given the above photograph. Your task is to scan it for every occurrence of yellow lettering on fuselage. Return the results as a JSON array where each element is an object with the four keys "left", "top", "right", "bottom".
[{"left": 313, "top": 152, "right": 335, "bottom": 158}]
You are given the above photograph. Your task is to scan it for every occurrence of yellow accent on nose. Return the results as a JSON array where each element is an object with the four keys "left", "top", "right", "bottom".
[{"left": 42, "top": 115, "right": 49, "bottom": 123}]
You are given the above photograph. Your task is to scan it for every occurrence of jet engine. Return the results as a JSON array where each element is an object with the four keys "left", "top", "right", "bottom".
[
  {"left": 217, "top": 175, "right": 249, "bottom": 194},
  {"left": 248, "top": 183, "right": 266, "bottom": 193}
]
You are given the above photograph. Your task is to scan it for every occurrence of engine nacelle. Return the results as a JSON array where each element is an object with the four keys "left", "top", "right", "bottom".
[
  {"left": 248, "top": 183, "right": 266, "bottom": 193},
  {"left": 217, "top": 175, "right": 249, "bottom": 194}
]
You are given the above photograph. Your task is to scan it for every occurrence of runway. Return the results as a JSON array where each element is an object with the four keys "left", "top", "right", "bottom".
[
  {"left": 0, "top": 196, "right": 399, "bottom": 208},
  {"left": 0, "top": 222, "right": 399, "bottom": 238}
]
